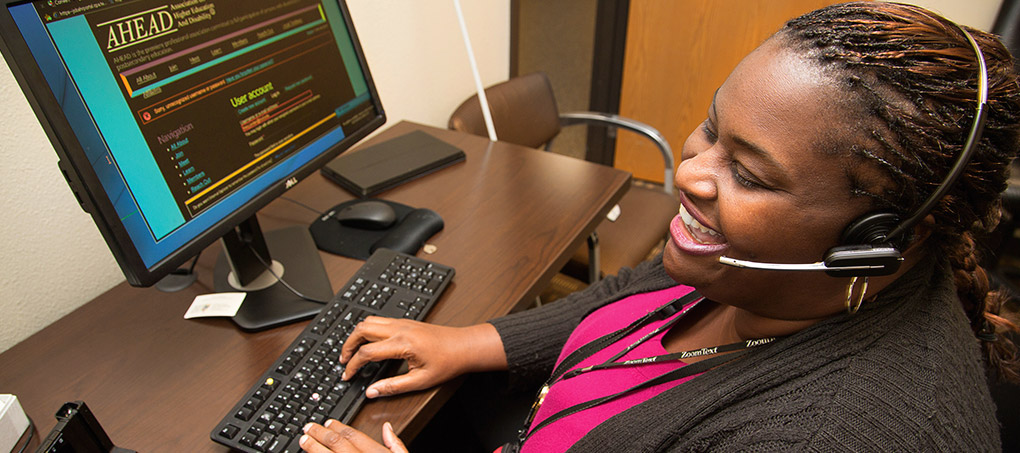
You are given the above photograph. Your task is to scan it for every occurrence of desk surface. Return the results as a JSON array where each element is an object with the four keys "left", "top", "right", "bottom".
[{"left": 0, "top": 121, "right": 630, "bottom": 452}]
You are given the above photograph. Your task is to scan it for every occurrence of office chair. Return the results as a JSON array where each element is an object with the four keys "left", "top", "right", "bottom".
[{"left": 448, "top": 72, "right": 678, "bottom": 283}]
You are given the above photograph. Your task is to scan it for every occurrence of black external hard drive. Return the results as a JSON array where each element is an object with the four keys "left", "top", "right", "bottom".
[{"left": 320, "top": 130, "right": 466, "bottom": 197}]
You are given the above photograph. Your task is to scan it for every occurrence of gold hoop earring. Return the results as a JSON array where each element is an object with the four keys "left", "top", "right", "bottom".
[{"left": 846, "top": 276, "right": 869, "bottom": 315}]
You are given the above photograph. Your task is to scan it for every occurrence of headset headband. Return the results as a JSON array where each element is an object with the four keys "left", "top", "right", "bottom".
[{"left": 885, "top": 26, "right": 989, "bottom": 241}]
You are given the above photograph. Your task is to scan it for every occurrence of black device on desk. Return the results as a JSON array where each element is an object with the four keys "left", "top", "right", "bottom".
[
  {"left": 320, "top": 130, "right": 466, "bottom": 197},
  {"left": 211, "top": 248, "right": 455, "bottom": 453},
  {"left": 0, "top": 0, "right": 386, "bottom": 329},
  {"left": 36, "top": 401, "right": 134, "bottom": 453}
]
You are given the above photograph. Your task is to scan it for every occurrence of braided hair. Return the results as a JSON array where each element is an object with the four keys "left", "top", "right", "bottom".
[{"left": 778, "top": 2, "right": 1020, "bottom": 381}]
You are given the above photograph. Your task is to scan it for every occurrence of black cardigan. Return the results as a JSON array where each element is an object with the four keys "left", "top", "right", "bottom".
[{"left": 489, "top": 255, "right": 1000, "bottom": 451}]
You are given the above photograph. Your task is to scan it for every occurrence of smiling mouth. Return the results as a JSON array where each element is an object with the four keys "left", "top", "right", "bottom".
[{"left": 678, "top": 204, "right": 726, "bottom": 245}]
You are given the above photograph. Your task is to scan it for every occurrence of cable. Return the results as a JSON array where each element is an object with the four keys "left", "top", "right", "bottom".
[
  {"left": 168, "top": 251, "right": 201, "bottom": 276},
  {"left": 185, "top": 251, "right": 200, "bottom": 273},
  {"left": 249, "top": 196, "right": 331, "bottom": 303},
  {"left": 245, "top": 242, "right": 330, "bottom": 304},
  {"left": 15, "top": 414, "right": 34, "bottom": 453}
]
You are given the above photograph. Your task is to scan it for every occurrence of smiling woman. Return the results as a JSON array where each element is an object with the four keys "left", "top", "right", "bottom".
[{"left": 298, "top": 3, "right": 1020, "bottom": 452}]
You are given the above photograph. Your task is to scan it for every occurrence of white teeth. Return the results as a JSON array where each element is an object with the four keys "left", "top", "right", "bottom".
[{"left": 679, "top": 205, "right": 722, "bottom": 242}]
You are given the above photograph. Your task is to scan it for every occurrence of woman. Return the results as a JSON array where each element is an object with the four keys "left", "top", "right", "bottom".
[{"left": 299, "top": 3, "right": 1020, "bottom": 451}]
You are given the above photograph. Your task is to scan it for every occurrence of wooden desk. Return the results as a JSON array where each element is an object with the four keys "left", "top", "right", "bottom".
[{"left": 0, "top": 121, "right": 630, "bottom": 452}]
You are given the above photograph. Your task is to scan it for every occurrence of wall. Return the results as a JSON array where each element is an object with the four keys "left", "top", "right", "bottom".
[
  {"left": 0, "top": 0, "right": 509, "bottom": 353},
  {"left": 906, "top": 0, "right": 1003, "bottom": 30}
]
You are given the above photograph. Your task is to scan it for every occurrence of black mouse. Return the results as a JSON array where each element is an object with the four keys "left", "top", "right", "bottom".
[{"left": 335, "top": 200, "right": 397, "bottom": 230}]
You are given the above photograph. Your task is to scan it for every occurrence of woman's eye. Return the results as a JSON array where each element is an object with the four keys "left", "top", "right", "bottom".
[
  {"left": 731, "top": 162, "right": 767, "bottom": 190},
  {"left": 701, "top": 120, "right": 718, "bottom": 143}
]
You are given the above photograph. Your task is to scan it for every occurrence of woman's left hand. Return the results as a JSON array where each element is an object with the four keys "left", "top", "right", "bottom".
[{"left": 299, "top": 420, "right": 408, "bottom": 453}]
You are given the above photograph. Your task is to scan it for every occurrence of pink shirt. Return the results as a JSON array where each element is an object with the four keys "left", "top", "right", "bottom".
[{"left": 519, "top": 285, "right": 701, "bottom": 452}]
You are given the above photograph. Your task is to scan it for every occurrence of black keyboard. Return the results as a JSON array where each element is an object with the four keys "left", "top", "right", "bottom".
[{"left": 211, "top": 248, "right": 454, "bottom": 453}]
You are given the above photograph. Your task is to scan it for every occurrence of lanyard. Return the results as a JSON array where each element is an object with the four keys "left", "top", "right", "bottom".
[
  {"left": 514, "top": 290, "right": 780, "bottom": 446},
  {"left": 547, "top": 291, "right": 702, "bottom": 384}
]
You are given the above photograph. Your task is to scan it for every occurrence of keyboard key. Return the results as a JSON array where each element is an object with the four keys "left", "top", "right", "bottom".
[
  {"left": 239, "top": 432, "right": 257, "bottom": 447},
  {"left": 269, "top": 436, "right": 291, "bottom": 453},
  {"left": 235, "top": 407, "right": 253, "bottom": 421},
  {"left": 219, "top": 424, "right": 240, "bottom": 439},
  {"left": 244, "top": 398, "right": 261, "bottom": 411},
  {"left": 255, "top": 432, "right": 275, "bottom": 451}
]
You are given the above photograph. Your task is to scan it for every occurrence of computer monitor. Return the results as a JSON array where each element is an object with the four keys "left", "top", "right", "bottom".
[{"left": 0, "top": 0, "right": 386, "bottom": 329}]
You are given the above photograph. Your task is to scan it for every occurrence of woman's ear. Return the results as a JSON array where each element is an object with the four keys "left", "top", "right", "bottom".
[{"left": 900, "top": 214, "right": 935, "bottom": 256}]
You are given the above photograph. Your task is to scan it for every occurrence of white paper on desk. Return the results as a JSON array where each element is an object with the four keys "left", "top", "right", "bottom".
[{"left": 184, "top": 293, "right": 246, "bottom": 319}]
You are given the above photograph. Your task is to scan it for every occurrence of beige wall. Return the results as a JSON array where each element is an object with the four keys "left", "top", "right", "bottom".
[
  {"left": 0, "top": 1, "right": 509, "bottom": 353},
  {"left": 904, "top": 0, "right": 1003, "bottom": 31}
]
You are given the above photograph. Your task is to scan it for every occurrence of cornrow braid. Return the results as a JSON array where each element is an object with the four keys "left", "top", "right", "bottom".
[{"left": 779, "top": 2, "right": 1020, "bottom": 382}]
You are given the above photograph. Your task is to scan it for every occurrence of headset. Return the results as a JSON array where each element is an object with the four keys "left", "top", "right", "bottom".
[{"left": 719, "top": 26, "right": 989, "bottom": 278}]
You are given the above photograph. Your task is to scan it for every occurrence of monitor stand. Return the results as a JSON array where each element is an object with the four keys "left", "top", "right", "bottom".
[
  {"left": 214, "top": 216, "right": 333, "bottom": 331},
  {"left": 154, "top": 255, "right": 200, "bottom": 292}
]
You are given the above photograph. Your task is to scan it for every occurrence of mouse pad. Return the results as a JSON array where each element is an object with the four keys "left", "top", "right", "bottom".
[{"left": 309, "top": 199, "right": 416, "bottom": 259}]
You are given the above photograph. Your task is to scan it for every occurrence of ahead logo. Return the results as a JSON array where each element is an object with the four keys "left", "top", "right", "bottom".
[{"left": 99, "top": 7, "right": 176, "bottom": 53}]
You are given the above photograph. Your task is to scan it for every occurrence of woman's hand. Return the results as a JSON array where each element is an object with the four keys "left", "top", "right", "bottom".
[
  {"left": 299, "top": 420, "right": 406, "bottom": 453},
  {"left": 340, "top": 317, "right": 506, "bottom": 398}
]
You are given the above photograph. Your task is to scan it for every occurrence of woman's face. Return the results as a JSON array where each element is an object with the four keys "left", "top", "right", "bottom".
[{"left": 663, "top": 38, "right": 877, "bottom": 319}]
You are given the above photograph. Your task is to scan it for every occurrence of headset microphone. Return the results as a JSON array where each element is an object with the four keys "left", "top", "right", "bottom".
[
  {"left": 719, "top": 245, "right": 903, "bottom": 278},
  {"left": 718, "top": 25, "right": 988, "bottom": 279}
]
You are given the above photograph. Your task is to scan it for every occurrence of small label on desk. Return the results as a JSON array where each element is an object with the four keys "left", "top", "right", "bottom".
[{"left": 184, "top": 293, "right": 246, "bottom": 319}]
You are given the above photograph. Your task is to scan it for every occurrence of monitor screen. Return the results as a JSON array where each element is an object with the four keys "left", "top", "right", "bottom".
[{"left": 0, "top": 0, "right": 385, "bottom": 288}]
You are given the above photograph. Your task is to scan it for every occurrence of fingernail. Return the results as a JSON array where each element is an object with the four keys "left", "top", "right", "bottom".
[
  {"left": 325, "top": 419, "right": 335, "bottom": 428},
  {"left": 303, "top": 423, "right": 312, "bottom": 433},
  {"left": 299, "top": 434, "right": 309, "bottom": 445},
  {"left": 366, "top": 387, "right": 379, "bottom": 398},
  {"left": 341, "top": 371, "right": 348, "bottom": 381},
  {"left": 383, "top": 421, "right": 393, "bottom": 433}
]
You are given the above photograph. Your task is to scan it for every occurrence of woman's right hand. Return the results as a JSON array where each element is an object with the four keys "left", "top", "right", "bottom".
[{"left": 339, "top": 317, "right": 506, "bottom": 398}]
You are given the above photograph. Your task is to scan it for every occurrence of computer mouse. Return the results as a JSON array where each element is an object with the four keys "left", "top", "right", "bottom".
[{"left": 335, "top": 200, "right": 397, "bottom": 230}]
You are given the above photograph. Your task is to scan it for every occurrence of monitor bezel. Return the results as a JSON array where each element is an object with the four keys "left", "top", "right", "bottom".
[{"left": 0, "top": 0, "right": 386, "bottom": 287}]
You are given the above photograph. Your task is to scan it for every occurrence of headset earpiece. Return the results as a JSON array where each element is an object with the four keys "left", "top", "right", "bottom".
[
  {"left": 840, "top": 212, "right": 900, "bottom": 245},
  {"left": 821, "top": 211, "right": 904, "bottom": 277}
]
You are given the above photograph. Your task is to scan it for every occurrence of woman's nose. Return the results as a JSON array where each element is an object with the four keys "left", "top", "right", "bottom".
[{"left": 675, "top": 142, "right": 719, "bottom": 201}]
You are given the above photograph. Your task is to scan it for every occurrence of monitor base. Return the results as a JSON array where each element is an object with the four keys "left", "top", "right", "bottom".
[
  {"left": 154, "top": 269, "right": 198, "bottom": 292},
  {"left": 214, "top": 226, "right": 333, "bottom": 331}
]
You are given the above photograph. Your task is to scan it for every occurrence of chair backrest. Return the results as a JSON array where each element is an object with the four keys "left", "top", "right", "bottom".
[
  {"left": 448, "top": 72, "right": 562, "bottom": 149},
  {"left": 994, "top": 0, "right": 1020, "bottom": 64}
]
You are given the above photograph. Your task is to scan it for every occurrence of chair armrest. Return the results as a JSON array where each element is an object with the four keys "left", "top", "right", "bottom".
[{"left": 558, "top": 111, "right": 674, "bottom": 194}]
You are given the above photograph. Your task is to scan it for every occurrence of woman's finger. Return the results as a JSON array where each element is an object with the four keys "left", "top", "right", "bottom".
[
  {"left": 323, "top": 420, "right": 392, "bottom": 452},
  {"left": 365, "top": 368, "right": 435, "bottom": 398},
  {"left": 300, "top": 422, "right": 357, "bottom": 453},
  {"left": 340, "top": 335, "right": 413, "bottom": 381},
  {"left": 340, "top": 317, "right": 396, "bottom": 364},
  {"left": 382, "top": 422, "right": 408, "bottom": 453}
]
